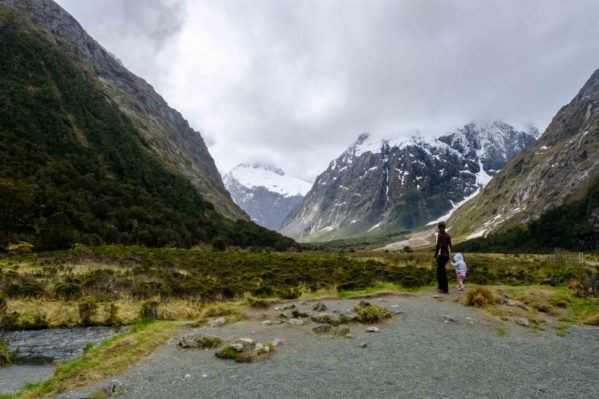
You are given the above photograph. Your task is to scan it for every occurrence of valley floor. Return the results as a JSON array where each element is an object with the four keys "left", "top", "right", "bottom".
[{"left": 53, "top": 290, "right": 599, "bottom": 399}]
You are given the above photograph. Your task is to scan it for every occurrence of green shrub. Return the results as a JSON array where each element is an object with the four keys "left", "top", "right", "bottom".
[
  {"left": 104, "top": 303, "right": 121, "bottom": 326},
  {"left": 0, "top": 312, "right": 19, "bottom": 330},
  {"left": 139, "top": 301, "right": 160, "bottom": 320},
  {"left": 54, "top": 282, "right": 83, "bottom": 300},
  {"left": 78, "top": 299, "right": 98, "bottom": 325},
  {"left": 353, "top": 302, "right": 392, "bottom": 323},
  {"left": 277, "top": 288, "right": 300, "bottom": 300},
  {"left": 465, "top": 287, "right": 496, "bottom": 307}
]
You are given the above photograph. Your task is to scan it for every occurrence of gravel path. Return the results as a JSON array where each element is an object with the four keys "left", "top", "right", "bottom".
[{"left": 56, "top": 292, "right": 599, "bottom": 399}]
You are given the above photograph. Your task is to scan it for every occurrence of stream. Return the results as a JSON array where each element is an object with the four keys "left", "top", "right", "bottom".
[{"left": 0, "top": 326, "right": 122, "bottom": 394}]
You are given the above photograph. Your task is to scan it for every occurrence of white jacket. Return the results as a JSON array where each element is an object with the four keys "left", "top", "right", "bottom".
[{"left": 451, "top": 252, "right": 467, "bottom": 274}]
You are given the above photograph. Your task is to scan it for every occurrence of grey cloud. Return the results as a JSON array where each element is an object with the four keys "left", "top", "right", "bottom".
[{"left": 56, "top": 0, "right": 599, "bottom": 182}]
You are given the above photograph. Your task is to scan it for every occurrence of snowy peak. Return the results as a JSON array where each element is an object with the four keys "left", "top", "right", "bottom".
[
  {"left": 280, "top": 121, "right": 537, "bottom": 242},
  {"left": 225, "top": 163, "right": 311, "bottom": 197}
]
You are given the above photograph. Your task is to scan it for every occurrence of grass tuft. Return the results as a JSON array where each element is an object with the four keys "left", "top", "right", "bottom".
[
  {"left": 353, "top": 302, "right": 392, "bottom": 323},
  {"left": 465, "top": 287, "right": 496, "bottom": 307},
  {"left": 582, "top": 314, "right": 599, "bottom": 326}
]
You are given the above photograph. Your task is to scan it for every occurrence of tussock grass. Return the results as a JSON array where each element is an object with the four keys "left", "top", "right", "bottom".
[
  {"left": 583, "top": 314, "right": 599, "bottom": 326},
  {"left": 0, "top": 338, "right": 16, "bottom": 367},
  {"left": 246, "top": 296, "right": 270, "bottom": 308},
  {"left": 201, "top": 303, "right": 236, "bottom": 318},
  {"left": 465, "top": 287, "right": 496, "bottom": 307},
  {"left": 353, "top": 302, "right": 392, "bottom": 323}
]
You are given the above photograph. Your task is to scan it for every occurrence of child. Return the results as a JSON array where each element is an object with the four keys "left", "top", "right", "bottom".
[{"left": 452, "top": 253, "right": 467, "bottom": 291}]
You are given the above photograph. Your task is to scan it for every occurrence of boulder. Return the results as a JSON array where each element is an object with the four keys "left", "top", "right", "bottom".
[
  {"left": 312, "top": 324, "right": 333, "bottom": 333},
  {"left": 312, "top": 302, "right": 328, "bottom": 312},
  {"left": 366, "top": 326, "right": 380, "bottom": 333},
  {"left": 310, "top": 313, "right": 340, "bottom": 325},
  {"left": 516, "top": 318, "right": 530, "bottom": 327},
  {"left": 208, "top": 317, "right": 226, "bottom": 327},
  {"left": 288, "top": 318, "right": 305, "bottom": 326},
  {"left": 442, "top": 315, "right": 456, "bottom": 323}
]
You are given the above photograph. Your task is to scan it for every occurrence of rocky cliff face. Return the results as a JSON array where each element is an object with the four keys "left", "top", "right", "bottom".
[
  {"left": 280, "top": 122, "right": 537, "bottom": 241},
  {"left": 0, "top": 0, "right": 246, "bottom": 220},
  {"left": 449, "top": 69, "right": 599, "bottom": 240},
  {"left": 223, "top": 164, "right": 311, "bottom": 230}
]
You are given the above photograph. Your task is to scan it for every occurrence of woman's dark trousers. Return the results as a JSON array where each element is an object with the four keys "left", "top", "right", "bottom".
[{"left": 436, "top": 255, "right": 449, "bottom": 293}]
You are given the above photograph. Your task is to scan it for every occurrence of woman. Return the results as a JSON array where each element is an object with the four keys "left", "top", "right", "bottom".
[{"left": 434, "top": 221, "right": 452, "bottom": 294}]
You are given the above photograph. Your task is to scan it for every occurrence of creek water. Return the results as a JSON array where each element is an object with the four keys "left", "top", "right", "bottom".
[{"left": 0, "top": 326, "right": 122, "bottom": 394}]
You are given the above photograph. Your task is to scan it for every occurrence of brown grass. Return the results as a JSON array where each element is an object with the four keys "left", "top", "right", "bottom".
[{"left": 465, "top": 287, "right": 496, "bottom": 307}]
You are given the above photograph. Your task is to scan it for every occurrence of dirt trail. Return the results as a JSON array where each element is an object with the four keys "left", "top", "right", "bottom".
[{"left": 53, "top": 290, "right": 599, "bottom": 399}]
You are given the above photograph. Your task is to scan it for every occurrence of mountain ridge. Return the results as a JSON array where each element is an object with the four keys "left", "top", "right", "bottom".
[
  {"left": 0, "top": 0, "right": 246, "bottom": 220},
  {"left": 280, "top": 121, "right": 537, "bottom": 242}
]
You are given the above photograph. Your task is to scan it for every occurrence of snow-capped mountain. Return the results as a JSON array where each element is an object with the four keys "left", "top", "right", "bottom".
[
  {"left": 449, "top": 68, "right": 599, "bottom": 242},
  {"left": 280, "top": 121, "right": 537, "bottom": 241},
  {"left": 223, "top": 163, "right": 312, "bottom": 230}
]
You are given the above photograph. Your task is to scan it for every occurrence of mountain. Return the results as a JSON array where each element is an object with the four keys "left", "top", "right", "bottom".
[
  {"left": 0, "top": 0, "right": 245, "bottom": 220},
  {"left": 280, "top": 122, "right": 537, "bottom": 242},
  {"left": 223, "top": 163, "right": 311, "bottom": 230},
  {"left": 0, "top": 2, "right": 297, "bottom": 250},
  {"left": 449, "top": 68, "right": 599, "bottom": 250}
]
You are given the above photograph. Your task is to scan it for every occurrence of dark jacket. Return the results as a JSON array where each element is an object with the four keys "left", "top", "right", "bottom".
[{"left": 435, "top": 232, "right": 452, "bottom": 258}]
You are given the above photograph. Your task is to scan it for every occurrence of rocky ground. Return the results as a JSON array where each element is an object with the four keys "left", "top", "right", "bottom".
[{"left": 54, "top": 290, "right": 599, "bottom": 399}]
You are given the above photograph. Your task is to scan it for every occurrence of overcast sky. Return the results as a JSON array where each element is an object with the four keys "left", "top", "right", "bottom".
[{"left": 56, "top": 0, "right": 599, "bottom": 182}]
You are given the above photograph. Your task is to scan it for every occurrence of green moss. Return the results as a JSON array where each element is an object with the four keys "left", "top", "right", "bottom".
[
  {"left": 198, "top": 336, "right": 222, "bottom": 348},
  {"left": 215, "top": 346, "right": 252, "bottom": 363}
]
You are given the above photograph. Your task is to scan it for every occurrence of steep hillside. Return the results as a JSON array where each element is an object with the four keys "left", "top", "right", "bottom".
[
  {"left": 0, "top": 5, "right": 295, "bottom": 250},
  {"left": 223, "top": 163, "right": 311, "bottom": 230},
  {"left": 449, "top": 68, "right": 599, "bottom": 246},
  {"left": 0, "top": 0, "right": 246, "bottom": 220},
  {"left": 280, "top": 122, "right": 536, "bottom": 242}
]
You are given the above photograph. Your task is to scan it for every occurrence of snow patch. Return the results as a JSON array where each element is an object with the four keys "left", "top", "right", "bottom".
[{"left": 227, "top": 164, "right": 312, "bottom": 197}]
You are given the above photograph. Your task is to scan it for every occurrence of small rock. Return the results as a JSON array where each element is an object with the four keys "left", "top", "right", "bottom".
[
  {"left": 345, "top": 334, "right": 355, "bottom": 339},
  {"left": 262, "top": 320, "right": 273, "bottom": 326},
  {"left": 208, "top": 317, "right": 226, "bottom": 327},
  {"left": 312, "top": 324, "right": 333, "bottom": 333},
  {"left": 292, "top": 309, "right": 310, "bottom": 318},
  {"left": 313, "top": 302, "right": 328, "bottom": 312},
  {"left": 237, "top": 338, "right": 255, "bottom": 345},
  {"left": 255, "top": 343, "right": 270, "bottom": 353},
  {"left": 506, "top": 299, "right": 517, "bottom": 306},
  {"left": 230, "top": 343, "right": 244, "bottom": 352},
  {"left": 275, "top": 320, "right": 284, "bottom": 325},
  {"left": 357, "top": 300, "right": 371, "bottom": 308},
  {"left": 201, "top": 374, "right": 207, "bottom": 378},
  {"left": 390, "top": 304, "right": 400, "bottom": 308},
  {"left": 335, "top": 324, "right": 350, "bottom": 336},
  {"left": 272, "top": 338, "right": 282, "bottom": 347},
  {"left": 366, "top": 326, "right": 380, "bottom": 333},
  {"left": 310, "top": 313, "right": 340, "bottom": 325},
  {"left": 516, "top": 318, "right": 530, "bottom": 327},
  {"left": 184, "top": 374, "right": 191, "bottom": 379},
  {"left": 288, "top": 318, "right": 305, "bottom": 326},
  {"left": 441, "top": 315, "right": 456, "bottom": 322},
  {"left": 359, "top": 342, "right": 368, "bottom": 348},
  {"left": 274, "top": 306, "right": 281, "bottom": 311},
  {"left": 110, "top": 380, "right": 124, "bottom": 393},
  {"left": 283, "top": 304, "right": 296, "bottom": 310},
  {"left": 465, "top": 317, "right": 475, "bottom": 325}
]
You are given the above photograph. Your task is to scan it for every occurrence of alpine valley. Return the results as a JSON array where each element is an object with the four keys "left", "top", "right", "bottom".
[
  {"left": 280, "top": 121, "right": 538, "bottom": 242},
  {"left": 223, "top": 163, "right": 311, "bottom": 230}
]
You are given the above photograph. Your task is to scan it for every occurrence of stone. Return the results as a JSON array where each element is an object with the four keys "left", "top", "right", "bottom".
[
  {"left": 313, "top": 302, "right": 328, "bottom": 312},
  {"left": 255, "top": 343, "right": 270, "bottom": 353},
  {"left": 292, "top": 309, "right": 310, "bottom": 318},
  {"left": 184, "top": 374, "right": 191, "bottom": 379},
  {"left": 278, "top": 311, "right": 293, "bottom": 319},
  {"left": 345, "top": 334, "right": 355, "bottom": 339},
  {"left": 262, "top": 320, "right": 273, "bottom": 326},
  {"left": 288, "top": 318, "right": 305, "bottom": 326},
  {"left": 274, "top": 306, "right": 281, "bottom": 311},
  {"left": 366, "top": 326, "right": 380, "bottom": 333},
  {"left": 506, "top": 299, "right": 517, "bottom": 306},
  {"left": 272, "top": 338, "right": 282, "bottom": 347},
  {"left": 516, "top": 318, "right": 530, "bottom": 327},
  {"left": 441, "top": 315, "right": 456, "bottom": 322},
  {"left": 335, "top": 324, "right": 350, "bottom": 336},
  {"left": 237, "top": 338, "right": 255, "bottom": 345},
  {"left": 230, "top": 343, "right": 244, "bottom": 352},
  {"left": 201, "top": 374, "right": 208, "bottom": 378},
  {"left": 359, "top": 342, "right": 368, "bottom": 348},
  {"left": 340, "top": 311, "right": 359, "bottom": 323},
  {"left": 312, "top": 324, "right": 333, "bottom": 333},
  {"left": 357, "top": 300, "right": 371, "bottom": 308},
  {"left": 110, "top": 380, "right": 124, "bottom": 393},
  {"left": 465, "top": 317, "right": 475, "bottom": 325},
  {"left": 208, "top": 317, "right": 226, "bottom": 327},
  {"left": 283, "top": 304, "right": 296, "bottom": 310},
  {"left": 390, "top": 304, "right": 400, "bottom": 308}
]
